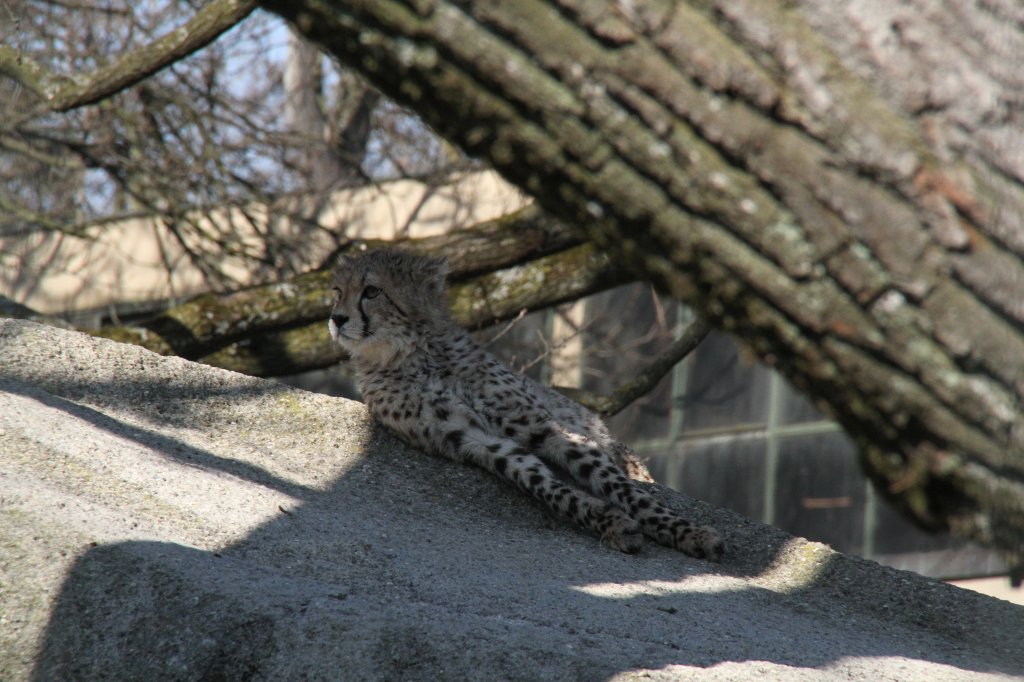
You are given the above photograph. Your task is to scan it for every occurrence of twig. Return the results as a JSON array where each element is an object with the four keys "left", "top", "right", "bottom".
[
  {"left": 519, "top": 313, "right": 596, "bottom": 374},
  {"left": 557, "top": 317, "right": 711, "bottom": 418},
  {"left": 484, "top": 308, "right": 527, "bottom": 346}
]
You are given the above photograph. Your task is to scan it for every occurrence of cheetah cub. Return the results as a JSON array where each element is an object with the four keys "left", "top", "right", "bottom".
[{"left": 329, "top": 249, "right": 723, "bottom": 560}]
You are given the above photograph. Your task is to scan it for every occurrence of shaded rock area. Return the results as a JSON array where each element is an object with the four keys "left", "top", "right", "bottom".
[{"left": 1, "top": 318, "right": 1021, "bottom": 680}]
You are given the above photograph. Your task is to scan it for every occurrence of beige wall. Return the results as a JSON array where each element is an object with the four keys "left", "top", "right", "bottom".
[{"left": 950, "top": 577, "right": 1024, "bottom": 606}]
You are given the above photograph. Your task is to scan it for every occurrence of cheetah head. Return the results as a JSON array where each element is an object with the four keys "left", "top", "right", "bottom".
[{"left": 329, "top": 249, "right": 450, "bottom": 366}]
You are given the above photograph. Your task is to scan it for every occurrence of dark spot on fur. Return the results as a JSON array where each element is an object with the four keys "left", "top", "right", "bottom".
[{"left": 528, "top": 428, "right": 551, "bottom": 450}]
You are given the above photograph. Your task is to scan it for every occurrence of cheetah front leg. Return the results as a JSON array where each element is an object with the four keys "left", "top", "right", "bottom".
[{"left": 433, "top": 425, "right": 644, "bottom": 552}]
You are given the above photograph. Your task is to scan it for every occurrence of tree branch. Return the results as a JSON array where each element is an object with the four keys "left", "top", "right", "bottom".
[
  {"left": 199, "top": 240, "right": 627, "bottom": 376},
  {"left": 557, "top": 316, "right": 711, "bottom": 418},
  {"left": 91, "top": 205, "right": 605, "bottom": 374},
  {"left": 0, "top": 0, "right": 257, "bottom": 112}
]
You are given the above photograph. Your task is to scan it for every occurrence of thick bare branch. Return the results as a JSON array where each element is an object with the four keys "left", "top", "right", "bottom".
[
  {"left": 197, "top": 241, "right": 627, "bottom": 376},
  {"left": 92, "top": 206, "right": 594, "bottom": 370}
]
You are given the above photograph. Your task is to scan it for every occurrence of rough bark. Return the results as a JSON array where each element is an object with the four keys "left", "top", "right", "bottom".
[{"left": 258, "top": 0, "right": 1024, "bottom": 572}]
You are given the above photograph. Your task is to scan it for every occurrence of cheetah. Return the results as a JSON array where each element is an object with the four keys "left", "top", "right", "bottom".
[{"left": 328, "top": 249, "right": 723, "bottom": 560}]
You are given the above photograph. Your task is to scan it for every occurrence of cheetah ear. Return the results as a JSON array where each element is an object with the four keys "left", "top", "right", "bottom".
[
  {"left": 426, "top": 255, "right": 449, "bottom": 287},
  {"left": 334, "top": 252, "right": 355, "bottom": 271}
]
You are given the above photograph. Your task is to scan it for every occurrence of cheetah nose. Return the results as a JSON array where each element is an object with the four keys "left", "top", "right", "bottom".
[{"left": 331, "top": 314, "right": 349, "bottom": 327}]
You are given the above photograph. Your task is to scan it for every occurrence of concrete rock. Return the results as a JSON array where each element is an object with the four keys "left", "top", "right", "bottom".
[{"left": 1, "top": 318, "right": 1022, "bottom": 680}]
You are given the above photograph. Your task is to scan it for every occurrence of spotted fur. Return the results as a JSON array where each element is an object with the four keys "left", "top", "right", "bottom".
[{"left": 329, "top": 249, "right": 723, "bottom": 560}]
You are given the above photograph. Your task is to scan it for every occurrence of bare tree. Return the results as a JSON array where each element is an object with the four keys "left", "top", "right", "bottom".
[{"left": 0, "top": 0, "right": 446, "bottom": 289}]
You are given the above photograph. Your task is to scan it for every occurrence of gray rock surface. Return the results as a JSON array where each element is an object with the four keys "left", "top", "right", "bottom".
[{"left": 1, "top": 317, "right": 1022, "bottom": 681}]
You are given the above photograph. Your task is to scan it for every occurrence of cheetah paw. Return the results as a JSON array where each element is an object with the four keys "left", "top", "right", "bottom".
[
  {"left": 600, "top": 510, "right": 644, "bottom": 553},
  {"left": 678, "top": 525, "right": 725, "bottom": 562}
]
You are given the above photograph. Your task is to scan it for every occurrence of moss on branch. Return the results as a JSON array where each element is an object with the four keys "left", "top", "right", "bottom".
[{"left": 89, "top": 205, "right": 610, "bottom": 375}]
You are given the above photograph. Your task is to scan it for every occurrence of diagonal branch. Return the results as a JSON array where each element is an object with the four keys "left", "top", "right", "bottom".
[
  {"left": 0, "top": 0, "right": 257, "bottom": 112},
  {"left": 557, "top": 317, "right": 711, "bottom": 418}
]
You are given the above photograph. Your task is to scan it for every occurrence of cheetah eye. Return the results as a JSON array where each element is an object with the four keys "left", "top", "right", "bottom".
[{"left": 362, "top": 285, "right": 382, "bottom": 300}]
